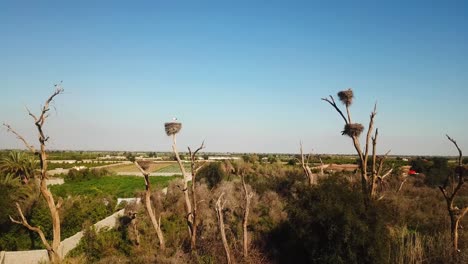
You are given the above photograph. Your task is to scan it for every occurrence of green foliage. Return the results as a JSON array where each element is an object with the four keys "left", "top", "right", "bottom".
[
  {"left": 463, "top": 157, "right": 468, "bottom": 165},
  {"left": 68, "top": 225, "right": 131, "bottom": 262},
  {"left": 426, "top": 157, "right": 450, "bottom": 186},
  {"left": 410, "top": 158, "right": 431, "bottom": 174},
  {"left": 51, "top": 176, "right": 179, "bottom": 198},
  {"left": 267, "top": 155, "right": 278, "bottom": 164},
  {"left": 125, "top": 152, "right": 136, "bottom": 162},
  {"left": 61, "top": 196, "right": 116, "bottom": 238},
  {"left": 65, "top": 168, "right": 112, "bottom": 182},
  {"left": 197, "top": 162, "right": 226, "bottom": 189},
  {"left": 47, "top": 151, "right": 100, "bottom": 161},
  {"left": 242, "top": 154, "right": 259, "bottom": 163},
  {"left": 0, "top": 151, "right": 37, "bottom": 182},
  {"left": 269, "top": 176, "right": 390, "bottom": 264}
]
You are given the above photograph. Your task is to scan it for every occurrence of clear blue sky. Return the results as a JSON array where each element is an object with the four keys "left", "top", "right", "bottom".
[{"left": 1, "top": 0, "right": 467, "bottom": 155}]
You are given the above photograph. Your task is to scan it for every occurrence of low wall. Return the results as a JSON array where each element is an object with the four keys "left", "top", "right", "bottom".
[{"left": 0, "top": 209, "right": 125, "bottom": 264}]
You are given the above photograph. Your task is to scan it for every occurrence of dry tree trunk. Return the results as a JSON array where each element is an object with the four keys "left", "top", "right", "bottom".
[
  {"left": 171, "top": 134, "right": 205, "bottom": 251},
  {"left": 241, "top": 174, "right": 253, "bottom": 258},
  {"left": 438, "top": 135, "right": 468, "bottom": 253},
  {"left": 188, "top": 141, "right": 205, "bottom": 250},
  {"left": 299, "top": 142, "right": 315, "bottom": 185},
  {"left": 134, "top": 161, "right": 165, "bottom": 250},
  {"left": 130, "top": 213, "right": 141, "bottom": 247},
  {"left": 4, "top": 86, "right": 63, "bottom": 263},
  {"left": 215, "top": 192, "right": 232, "bottom": 264},
  {"left": 171, "top": 134, "right": 193, "bottom": 229}
]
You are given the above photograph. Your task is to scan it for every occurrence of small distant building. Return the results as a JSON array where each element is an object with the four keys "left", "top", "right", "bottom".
[
  {"left": 72, "top": 166, "right": 87, "bottom": 171},
  {"left": 208, "top": 156, "right": 241, "bottom": 161}
]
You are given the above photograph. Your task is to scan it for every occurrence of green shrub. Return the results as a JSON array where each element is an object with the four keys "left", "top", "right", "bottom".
[
  {"left": 65, "top": 168, "right": 112, "bottom": 182},
  {"left": 197, "top": 162, "right": 227, "bottom": 189},
  {"left": 268, "top": 176, "right": 390, "bottom": 264},
  {"left": 68, "top": 225, "right": 131, "bottom": 262}
]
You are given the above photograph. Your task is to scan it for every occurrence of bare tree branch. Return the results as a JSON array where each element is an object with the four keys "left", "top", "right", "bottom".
[
  {"left": 439, "top": 135, "right": 466, "bottom": 252},
  {"left": 4, "top": 86, "right": 64, "bottom": 263},
  {"left": 446, "top": 134, "right": 462, "bottom": 166},
  {"left": 10, "top": 203, "right": 52, "bottom": 251},
  {"left": 133, "top": 160, "right": 165, "bottom": 250},
  {"left": 2, "top": 124, "right": 37, "bottom": 153},
  {"left": 364, "top": 104, "right": 377, "bottom": 172},
  {"left": 216, "top": 192, "right": 232, "bottom": 264},
  {"left": 299, "top": 141, "right": 315, "bottom": 185},
  {"left": 321, "top": 96, "right": 348, "bottom": 124}
]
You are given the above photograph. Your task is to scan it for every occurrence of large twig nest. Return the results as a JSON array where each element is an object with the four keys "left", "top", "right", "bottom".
[
  {"left": 342, "top": 123, "right": 364, "bottom": 137},
  {"left": 164, "top": 122, "right": 182, "bottom": 136},
  {"left": 337, "top": 89, "right": 354, "bottom": 106},
  {"left": 137, "top": 160, "right": 152, "bottom": 171}
]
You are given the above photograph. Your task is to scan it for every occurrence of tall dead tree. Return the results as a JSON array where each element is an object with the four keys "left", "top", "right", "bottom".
[
  {"left": 215, "top": 192, "right": 232, "bottom": 264},
  {"left": 4, "top": 86, "right": 64, "bottom": 263},
  {"left": 322, "top": 89, "right": 391, "bottom": 201},
  {"left": 187, "top": 142, "right": 206, "bottom": 250},
  {"left": 164, "top": 121, "right": 205, "bottom": 250},
  {"left": 134, "top": 160, "right": 165, "bottom": 250},
  {"left": 234, "top": 162, "right": 254, "bottom": 258},
  {"left": 438, "top": 135, "right": 467, "bottom": 253},
  {"left": 241, "top": 174, "right": 253, "bottom": 258},
  {"left": 299, "top": 141, "right": 315, "bottom": 185}
]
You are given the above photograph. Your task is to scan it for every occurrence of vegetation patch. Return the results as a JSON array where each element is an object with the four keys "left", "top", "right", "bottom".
[{"left": 51, "top": 176, "right": 179, "bottom": 198}]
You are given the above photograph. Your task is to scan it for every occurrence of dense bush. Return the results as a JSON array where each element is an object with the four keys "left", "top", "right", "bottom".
[
  {"left": 268, "top": 176, "right": 390, "bottom": 264},
  {"left": 197, "top": 162, "right": 227, "bottom": 189},
  {"left": 65, "top": 168, "right": 113, "bottom": 182},
  {"left": 68, "top": 225, "right": 131, "bottom": 263}
]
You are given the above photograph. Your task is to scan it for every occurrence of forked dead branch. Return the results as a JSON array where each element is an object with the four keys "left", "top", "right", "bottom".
[
  {"left": 134, "top": 160, "right": 166, "bottom": 250},
  {"left": 3, "top": 85, "right": 64, "bottom": 263},
  {"left": 165, "top": 120, "right": 206, "bottom": 251},
  {"left": 438, "top": 135, "right": 467, "bottom": 253}
]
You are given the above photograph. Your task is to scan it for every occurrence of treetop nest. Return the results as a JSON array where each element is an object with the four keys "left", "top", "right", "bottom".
[
  {"left": 342, "top": 123, "right": 364, "bottom": 137},
  {"left": 337, "top": 89, "right": 354, "bottom": 106},
  {"left": 165, "top": 122, "right": 182, "bottom": 136}
]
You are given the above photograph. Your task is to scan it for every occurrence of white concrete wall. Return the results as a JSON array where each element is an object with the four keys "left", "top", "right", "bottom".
[
  {"left": 0, "top": 209, "right": 125, "bottom": 264},
  {"left": 0, "top": 250, "right": 48, "bottom": 264}
]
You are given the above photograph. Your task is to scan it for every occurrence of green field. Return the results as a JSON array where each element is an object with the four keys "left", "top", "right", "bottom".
[
  {"left": 50, "top": 175, "right": 180, "bottom": 198},
  {"left": 155, "top": 163, "right": 192, "bottom": 173}
]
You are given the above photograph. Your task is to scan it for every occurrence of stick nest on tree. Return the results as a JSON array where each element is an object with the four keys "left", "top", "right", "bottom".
[
  {"left": 337, "top": 89, "right": 354, "bottom": 106},
  {"left": 342, "top": 123, "right": 364, "bottom": 137},
  {"left": 137, "top": 160, "right": 152, "bottom": 171},
  {"left": 164, "top": 122, "right": 182, "bottom": 136}
]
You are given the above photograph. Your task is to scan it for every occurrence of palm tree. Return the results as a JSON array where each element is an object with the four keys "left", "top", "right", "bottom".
[{"left": 0, "top": 151, "right": 37, "bottom": 184}]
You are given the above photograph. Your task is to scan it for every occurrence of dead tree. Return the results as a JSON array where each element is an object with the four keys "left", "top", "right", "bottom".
[
  {"left": 134, "top": 160, "right": 165, "bottom": 250},
  {"left": 299, "top": 141, "right": 315, "bottom": 185},
  {"left": 164, "top": 121, "right": 206, "bottom": 250},
  {"left": 233, "top": 162, "right": 254, "bottom": 257},
  {"left": 187, "top": 142, "right": 206, "bottom": 250},
  {"left": 438, "top": 135, "right": 467, "bottom": 253},
  {"left": 322, "top": 89, "right": 391, "bottom": 201},
  {"left": 241, "top": 171, "right": 253, "bottom": 257},
  {"left": 215, "top": 192, "right": 232, "bottom": 264},
  {"left": 4, "top": 86, "right": 64, "bottom": 263}
]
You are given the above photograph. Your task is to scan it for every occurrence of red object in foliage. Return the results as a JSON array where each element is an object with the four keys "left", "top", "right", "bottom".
[{"left": 408, "top": 169, "right": 417, "bottom": 175}]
